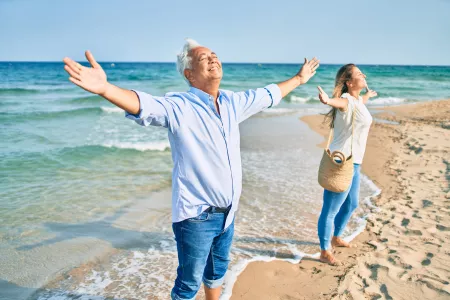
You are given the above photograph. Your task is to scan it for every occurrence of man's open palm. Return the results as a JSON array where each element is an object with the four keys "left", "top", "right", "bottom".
[
  {"left": 63, "top": 51, "right": 108, "bottom": 95},
  {"left": 297, "top": 57, "right": 320, "bottom": 85}
]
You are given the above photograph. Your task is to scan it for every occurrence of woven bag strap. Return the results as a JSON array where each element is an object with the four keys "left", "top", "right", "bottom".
[{"left": 325, "top": 98, "right": 357, "bottom": 153}]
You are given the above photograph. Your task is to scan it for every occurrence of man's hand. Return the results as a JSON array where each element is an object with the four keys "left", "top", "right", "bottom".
[
  {"left": 63, "top": 51, "right": 108, "bottom": 95},
  {"left": 297, "top": 57, "right": 320, "bottom": 85},
  {"left": 276, "top": 57, "right": 320, "bottom": 98},
  {"left": 317, "top": 86, "right": 330, "bottom": 105},
  {"left": 63, "top": 51, "right": 140, "bottom": 114}
]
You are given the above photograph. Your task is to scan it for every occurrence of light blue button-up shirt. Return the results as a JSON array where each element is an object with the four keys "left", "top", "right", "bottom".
[{"left": 125, "top": 84, "right": 282, "bottom": 229}]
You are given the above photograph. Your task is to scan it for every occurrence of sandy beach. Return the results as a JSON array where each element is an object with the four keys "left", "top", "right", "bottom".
[{"left": 231, "top": 100, "right": 450, "bottom": 300}]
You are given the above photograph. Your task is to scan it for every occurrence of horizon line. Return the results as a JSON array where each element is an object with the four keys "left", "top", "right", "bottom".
[{"left": 1, "top": 61, "right": 449, "bottom": 67}]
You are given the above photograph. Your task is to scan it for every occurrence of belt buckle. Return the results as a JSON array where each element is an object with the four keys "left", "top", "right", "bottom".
[{"left": 209, "top": 206, "right": 229, "bottom": 213}]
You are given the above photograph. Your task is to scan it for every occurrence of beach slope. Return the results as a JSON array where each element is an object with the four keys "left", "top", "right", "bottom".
[{"left": 231, "top": 100, "right": 450, "bottom": 300}]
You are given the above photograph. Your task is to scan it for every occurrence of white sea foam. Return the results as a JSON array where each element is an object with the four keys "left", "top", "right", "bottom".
[
  {"left": 262, "top": 107, "right": 327, "bottom": 116},
  {"left": 300, "top": 107, "right": 329, "bottom": 115},
  {"left": 102, "top": 141, "right": 170, "bottom": 151},
  {"left": 100, "top": 106, "right": 123, "bottom": 113},
  {"left": 72, "top": 242, "right": 178, "bottom": 299},
  {"left": 368, "top": 97, "right": 407, "bottom": 106},
  {"left": 261, "top": 108, "right": 297, "bottom": 114},
  {"left": 289, "top": 95, "right": 319, "bottom": 102},
  {"left": 361, "top": 173, "right": 382, "bottom": 212},
  {"left": 37, "top": 292, "right": 107, "bottom": 300},
  {"left": 373, "top": 118, "right": 400, "bottom": 125}
]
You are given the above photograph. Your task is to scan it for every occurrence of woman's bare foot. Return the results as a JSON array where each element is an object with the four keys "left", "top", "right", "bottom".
[
  {"left": 319, "top": 250, "right": 342, "bottom": 266},
  {"left": 331, "top": 236, "right": 356, "bottom": 248}
]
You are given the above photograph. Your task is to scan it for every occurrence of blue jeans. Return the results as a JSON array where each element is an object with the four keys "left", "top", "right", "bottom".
[
  {"left": 318, "top": 163, "right": 361, "bottom": 250},
  {"left": 171, "top": 207, "right": 234, "bottom": 300}
]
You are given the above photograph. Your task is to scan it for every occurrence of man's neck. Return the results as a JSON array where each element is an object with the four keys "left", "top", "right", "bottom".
[{"left": 192, "top": 82, "right": 220, "bottom": 101}]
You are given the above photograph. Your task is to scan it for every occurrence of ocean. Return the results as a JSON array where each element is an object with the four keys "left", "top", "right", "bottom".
[{"left": 1, "top": 62, "right": 449, "bottom": 299}]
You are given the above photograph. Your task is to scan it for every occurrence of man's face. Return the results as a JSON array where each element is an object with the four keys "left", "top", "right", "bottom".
[{"left": 185, "top": 47, "right": 223, "bottom": 86}]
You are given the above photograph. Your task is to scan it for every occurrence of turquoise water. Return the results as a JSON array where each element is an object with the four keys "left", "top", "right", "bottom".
[
  {"left": 2, "top": 62, "right": 449, "bottom": 227},
  {"left": 1, "top": 62, "right": 449, "bottom": 299}
]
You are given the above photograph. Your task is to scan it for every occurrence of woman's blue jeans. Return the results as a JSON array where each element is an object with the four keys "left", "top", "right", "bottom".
[{"left": 318, "top": 163, "right": 361, "bottom": 250}]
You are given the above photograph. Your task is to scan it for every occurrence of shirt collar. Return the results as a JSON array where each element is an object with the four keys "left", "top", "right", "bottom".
[{"left": 188, "top": 86, "right": 222, "bottom": 105}]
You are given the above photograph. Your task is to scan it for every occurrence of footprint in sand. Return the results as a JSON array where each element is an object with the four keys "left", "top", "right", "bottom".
[
  {"left": 365, "top": 263, "right": 395, "bottom": 299},
  {"left": 422, "top": 199, "right": 433, "bottom": 208},
  {"left": 421, "top": 253, "right": 435, "bottom": 267},
  {"left": 388, "top": 255, "right": 413, "bottom": 270},
  {"left": 421, "top": 237, "right": 444, "bottom": 248},
  {"left": 436, "top": 225, "right": 449, "bottom": 231},
  {"left": 417, "top": 278, "right": 450, "bottom": 296},
  {"left": 405, "top": 229, "right": 422, "bottom": 236},
  {"left": 367, "top": 263, "right": 389, "bottom": 280},
  {"left": 401, "top": 218, "right": 410, "bottom": 227},
  {"left": 380, "top": 284, "right": 394, "bottom": 300},
  {"left": 421, "top": 274, "right": 449, "bottom": 285}
]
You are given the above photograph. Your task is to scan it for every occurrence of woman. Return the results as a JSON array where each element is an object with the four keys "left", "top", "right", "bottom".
[{"left": 316, "top": 64, "right": 377, "bottom": 265}]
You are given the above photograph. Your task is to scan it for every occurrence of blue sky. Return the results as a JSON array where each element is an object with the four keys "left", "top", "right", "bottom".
[{"left": 1, "top": 0, "right": 449, "bottom": 65}]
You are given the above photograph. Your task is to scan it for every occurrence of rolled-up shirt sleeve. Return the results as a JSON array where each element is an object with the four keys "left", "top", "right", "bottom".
[
  {"left": 125, "top": 90, "right": 170, "bottom": 128},
  {"left": 235, "top": 84, "right": 282, "bottom": 123}
]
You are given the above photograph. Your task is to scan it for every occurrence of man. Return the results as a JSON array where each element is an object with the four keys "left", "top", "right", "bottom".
[{"left": 63, "top": 39, "right": 319, "bottom": 300}]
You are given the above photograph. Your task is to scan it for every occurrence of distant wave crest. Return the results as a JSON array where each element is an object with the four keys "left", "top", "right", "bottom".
[
  {"left": 288, "top": 95, "right": 319, "bottom": 103},
  {"left": 101, "top": 141, "right": 171, "bottom": 152},
  {"left": 0, "top": 87, "right": 73, "bottom": 95},
  {"left": 101, "top": 107, "right": 124, "bottom": 113},
  {"left": 368, "top": 97, "right": 407, "bottom": 106}
]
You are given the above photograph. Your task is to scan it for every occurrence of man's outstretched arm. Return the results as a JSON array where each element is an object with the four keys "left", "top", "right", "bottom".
[
  {"left": 234, "top": 57, "right": 320, "bottom": 123},
  {"left": 277, "top": 57, "right": 320, "bottom": 98},
  {"left": 63, "top": 51, "right": 140, "bottom": 115}
]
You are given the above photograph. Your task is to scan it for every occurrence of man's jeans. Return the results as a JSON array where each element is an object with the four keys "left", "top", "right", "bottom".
[{"left": 171, "top": 207, "right": 234, "bottom": 300}]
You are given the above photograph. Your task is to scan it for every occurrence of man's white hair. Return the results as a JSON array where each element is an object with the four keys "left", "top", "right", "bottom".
[{"left": 176, "top": 38, "right": 202, "bottom": 85}]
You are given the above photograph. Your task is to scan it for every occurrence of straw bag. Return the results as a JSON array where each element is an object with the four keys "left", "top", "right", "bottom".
[{"left": 318, "top": 104, "right": 357, "bottom": 193}]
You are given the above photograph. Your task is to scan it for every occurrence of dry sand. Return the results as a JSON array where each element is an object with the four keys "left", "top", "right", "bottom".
[{"left": 231, "top": 100, "right": 450, "bottom": 300}]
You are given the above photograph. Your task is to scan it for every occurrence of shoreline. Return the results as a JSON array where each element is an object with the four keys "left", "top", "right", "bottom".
[
  {"left": 221, "top": 171, "right": 381, "bottom": 300},
  {"left": 230, "top": 99, "right": 450, "bottom": 299}
]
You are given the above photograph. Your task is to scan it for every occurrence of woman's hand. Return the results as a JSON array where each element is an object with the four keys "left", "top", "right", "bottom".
[
  {"left": 317, "top": 86, "right": 330, "bottom": 105},
  {"left": 362, "top": 89, "right": 377, "bottom": 104},
  {"left": 364, "top": 89, "right": 378, "bottom": 98}
]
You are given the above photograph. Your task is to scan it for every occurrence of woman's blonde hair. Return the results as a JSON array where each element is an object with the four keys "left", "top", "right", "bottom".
[{"left": 324, "top": 63, "right": 356, "bottom": 128}]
